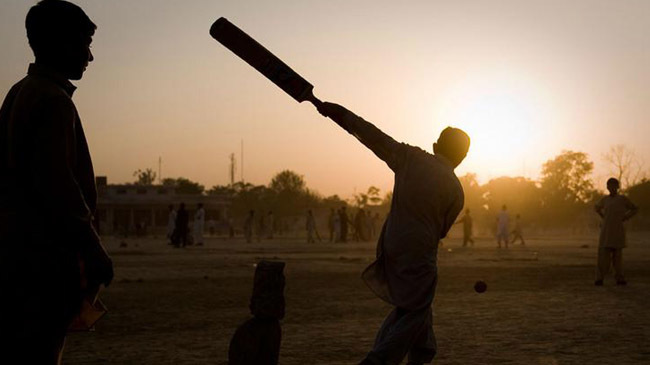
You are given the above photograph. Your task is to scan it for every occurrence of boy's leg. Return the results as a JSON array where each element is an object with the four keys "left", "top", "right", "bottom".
[
  {"left": 407, "top": 307, "right": 436, "bottom": 364},
  {"left": 365, "top": 306, "right": 432, "bottom": 365},
  {"left": 596, "top": 247, "right": 611, "bottom": 282},
  {"left": 612, "top": 248, "right": 625, "bottom": 283}
]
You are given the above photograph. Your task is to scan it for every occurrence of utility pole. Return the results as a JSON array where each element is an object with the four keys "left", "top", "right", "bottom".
[
  {"left": 241, "top": 139, "right": 244, "bottom": 183},
  {"left": 229, "top": 153, "right": 236, "bottom": 186}
]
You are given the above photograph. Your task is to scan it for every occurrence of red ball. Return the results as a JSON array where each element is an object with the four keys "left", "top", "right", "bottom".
[{"left": 474, "top": 280, "right": 487, "bottom": 293}]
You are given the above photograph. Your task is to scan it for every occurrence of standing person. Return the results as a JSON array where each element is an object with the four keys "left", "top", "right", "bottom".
[
  {"left": 266, "top": 210, "right": 275, "bottom": 239},
  {"left": 454, "top": 209, "right": 474, "bottom": 247},
  {"left": 257, "top": 213, "right": 265, "bottom": 243},
  {"left": 496, "top": 205, "right": 510, "bottom": 249},
  {"left": 0, "top": 1, "right": 113, "bottom": 362},
  {"left": 339, "top": 206, "right": 349, "bottom": 243},
  {"left": 306, "top": 210, "right": 317, "bottom": 243},
  {"left": 510, "top": 214, "right": 525, "bottom": 246},
  {"left": 594, "top": 178, "right": 638, "bottom": 286},
  {"left": 244, "top": 210, "right": 255, "bottom": 243},
  {"left": 370, "top": 212, "right": 380, "bottom": 240},
  {"left": 167, "top": 204, "right": 177, "bottom": 245},
  {"left": 328, "top": 208, "right": 337, "bottom": 242},
  {"left": 193, "top": 203, "right": 205, "bottom": 246},
  {"left": 354, "top": 208, "right": 368, "bottom": 241},
  {"left": 174, "top": 203, "right": 189, "bottom": 247},
  {"left": 333, "top": 209, "right": 342, "bottom": 242},
  {"left": 316, "top": 102, "right": 469, "bottom": 365}
]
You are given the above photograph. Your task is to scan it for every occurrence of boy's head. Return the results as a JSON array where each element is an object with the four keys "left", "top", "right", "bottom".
[
  {"left": 433, "top": 127, "right": 470, "bottom": 168},
  {"left": 502, "top": 204, "right": 507, "bottom": 211},
  {"left": 606, "top": 178, "right": 620, "bottom": 195},
  {"left": 26, "top": 0, "right": 96, "bottom": 80}
]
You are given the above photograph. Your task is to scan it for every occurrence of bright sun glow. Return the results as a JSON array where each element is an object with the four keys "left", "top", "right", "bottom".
[{"left": 436, "top": 72, "right": 548, "bottom": 181}]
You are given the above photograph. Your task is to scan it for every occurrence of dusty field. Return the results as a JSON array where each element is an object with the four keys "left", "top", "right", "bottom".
[{"left": 63, "top": 234, "right": 650, "bottom": 364}]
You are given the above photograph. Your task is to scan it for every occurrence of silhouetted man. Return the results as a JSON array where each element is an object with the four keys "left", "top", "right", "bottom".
[
  {"left": 193, "top": 203, "right": 205, "bottom": 246},
  {"left": 454, "top": 208, "right": 474, "bottom": 247},
  {"left": 244, "top": 210, "right": 255, "bottom": 243},
  {"left": 510, "top": 213, "right": 525, "bottom": 246},
  {"left": 173, "top": 203, "right": 189, "bottom": 247},
  {"left": 339, "top": 206, "right": 349, "bottom": 242},
  {"left": 0, "top": 1, "right": 112, "bottom": 363},
  {"left": 306, "top": 210, "right": 317, "bottom": 243},
  {"left": 317, "top": 102, "right": 469, "bottom": 365},
  {"left": 496, "top": 205, "right": 509, "bottom": 248},
  {"left": 594, "top": 178, "right": 638, "bottom": 286},
  {"left": 167, "top": 204, "right": 176, "bottom": 244}
]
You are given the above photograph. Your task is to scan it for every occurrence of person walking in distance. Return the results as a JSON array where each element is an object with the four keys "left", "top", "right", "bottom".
[
  {"left": 167, "top": 204, "right": 176, "bottom": 245},
  {"left": 316, "top": 102, "right": 469, "bottom": 365},
  {"left": 594, "top": 178, "right": 638, "bottom": 286},
  {"left": 306, "top": 210, "right": 317, "bottom": 243},
  {"left": 510, "top": 214, "right": 525, "bottom": 246},
  {"left": 174, "top": 203, "right": 189, "bottom": 247},
  {"left": 0, "top": 1, "right": 113, "bottom": 362},
  {"left": 496, "top": 205, "right": 510, "bottom": 249},
  {"left": 193, "top": 203, "right": 205, "bottom": 246},
  {"left": 244, "top": 210, "right": 255, "bottom": 243},
  {"left": 454, "top": 208, "right": 474, "bottom": 247}
]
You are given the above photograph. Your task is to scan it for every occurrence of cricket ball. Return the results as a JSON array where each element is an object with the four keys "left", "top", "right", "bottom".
[{"left": 474, "top": 280, "right": 487, "bottom": 293}]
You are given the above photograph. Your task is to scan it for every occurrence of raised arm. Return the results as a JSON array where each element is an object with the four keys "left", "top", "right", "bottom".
[
  {"left": 317, "top": 102, "right": 405, "bottom": 171},
  {"left": 623, "top": 197, "right": 639, "bottom": 221}
]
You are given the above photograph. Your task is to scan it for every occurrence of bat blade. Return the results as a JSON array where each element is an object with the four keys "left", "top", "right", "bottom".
[{"left": 210, "top": 17, "right": 320, "bottom": 105}]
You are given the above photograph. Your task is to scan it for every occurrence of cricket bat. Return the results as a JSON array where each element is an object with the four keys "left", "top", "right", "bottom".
[{"left": 210, "top": 17, "right": 322, "bottom": 108}]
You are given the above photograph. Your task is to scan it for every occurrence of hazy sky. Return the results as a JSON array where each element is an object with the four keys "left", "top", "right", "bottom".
[{"left": 1, "top": 0, "right": 649, "bottom": 197}]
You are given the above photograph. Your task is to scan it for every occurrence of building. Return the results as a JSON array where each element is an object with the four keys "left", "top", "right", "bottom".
[{"left": 95, "top": 176, "right": 231, "bottom": 235}]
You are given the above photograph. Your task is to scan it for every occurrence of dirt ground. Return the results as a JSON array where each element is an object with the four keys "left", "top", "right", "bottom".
[{"left": 63, "top": 233, "right": 650, "bottom": 364}]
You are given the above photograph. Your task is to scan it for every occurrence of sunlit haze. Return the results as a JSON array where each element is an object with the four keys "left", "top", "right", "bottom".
[{"left": 1, "top": 0, "right": 649, "bottom": 197}]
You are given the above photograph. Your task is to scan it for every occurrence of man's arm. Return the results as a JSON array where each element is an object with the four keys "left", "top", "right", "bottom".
[
  {"left": 31, "top": 95, "right": 113, "bottom": 287},
  {"left": 317, "top": 102, "right": 405, "bottom": 171},
  {"left": 623, "top": 197, "right": 639, "bottom": 221},
  {"left": 594, "top": 198, "right": 605, "bottom": 218}
]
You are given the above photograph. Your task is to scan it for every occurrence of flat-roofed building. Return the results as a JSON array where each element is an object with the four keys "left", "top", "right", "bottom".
[{"left": 95, "top": 176, "right": 230, "bottom": 236}]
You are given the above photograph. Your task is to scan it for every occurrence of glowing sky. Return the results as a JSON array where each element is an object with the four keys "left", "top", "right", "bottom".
[{"left": 1, "top": 0, "right": 649, "bottom": 197}]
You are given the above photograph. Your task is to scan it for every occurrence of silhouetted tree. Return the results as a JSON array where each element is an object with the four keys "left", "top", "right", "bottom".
[
  {"left": 540, "top": 150, "right": 597, "bottom": 227},
  {"left": 133, "top": 168, "right": 157, "bottom": 185},
  {"left": 602, "top": 144, "right": 646, "bottom": 191},
  {"left": 270, "top": 170, "right": 306, "bottom": 194},
  {"left": 161, "top": 177, "right": 204, "bottom": 195}
]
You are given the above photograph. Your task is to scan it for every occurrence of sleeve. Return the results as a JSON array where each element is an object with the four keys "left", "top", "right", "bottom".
[
  {"left": 29, "top": 95, "right": 96, "bottom": 248},
  {"left": 441, "top": 188, "right": 464, "bottom": 239},
  {"left": 595, "top": 197, "right": 605, "bottom": 211},
  {"left": 332, "top": 109, "right": 407, "bottom": 172},
  {"left": 624, "top": 196, "right": 638, "bottom": 211}
]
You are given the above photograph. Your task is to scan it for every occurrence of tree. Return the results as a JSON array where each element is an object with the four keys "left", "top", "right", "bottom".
[
  {"left": 539, "top": 150, "right": 597, "bottom": 227},
  {"left": 353, "top": 186, "right": 382, "bottom": 208},
  {"left": 161, "top": 177, "right": 204, "bottom": 195},
  {"left": 269, "top": 170, "right": 306, "bottom": 193},
  {"left": 133, "top": 168, "right": 157, "bottom": 185},
  {"left": 541, "top": 150, "right": 596, "bottom": 204},
  {"left": 602, "top": 144, "right": 646, "bottom": 191},
  {"left": 482, "top": 176, "right": 542, "bottom": 229}
]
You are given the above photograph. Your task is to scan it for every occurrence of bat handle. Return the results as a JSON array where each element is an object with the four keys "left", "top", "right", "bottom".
[{"left": 306, "top": 92, "right": 323, "bottom": 109}]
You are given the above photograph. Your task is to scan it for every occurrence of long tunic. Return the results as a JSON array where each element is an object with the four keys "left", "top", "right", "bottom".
[
  {"left": 193, "top": 208, "right": 205, "bottom": 243},
  {"left": 596, "top": 195, "right": 637, "bottom": 248},
  {"left": 332, "top": 110, "right": 464, "bottom": 311}
]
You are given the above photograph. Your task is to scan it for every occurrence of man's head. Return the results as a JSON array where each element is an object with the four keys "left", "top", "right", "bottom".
[
  {"left": 607, "top": 178, "right": 620, "bottom": 195},
  {"left": 502, "top": 205, "right": 507, "bottom": 211},
  {"left": 198, "top": 203, "right": 204, "bottom": 209},
  {"left": 465, "top": 208, "right": 471, "bottom": 214},
  {"left": 168, "top": 204, "right": 174, "bottom": 210},
  {"left": 26, "top": 0, "right": 96, "bottom": 80},
  {"left": 433, "top": 127, "right": 470, "bottom": 168}
]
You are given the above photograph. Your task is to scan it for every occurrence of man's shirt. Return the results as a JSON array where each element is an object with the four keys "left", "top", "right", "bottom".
[
  {"left": 0, "top": 63, "right": 96, "bottom": 246},
  {"left": 334, "top": 110, "right": 464, "bottom": 310},
  {"left": 596, "top": 195, "right": 637, "bottom": 248}
]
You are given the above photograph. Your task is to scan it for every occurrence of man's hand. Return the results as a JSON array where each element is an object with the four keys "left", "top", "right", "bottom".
[
  {"left": 82, "top": 228, "right": 114, "bottom": 287},
  {"left": 316, "top": 102, "right": 349, "bottom": 121}
]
